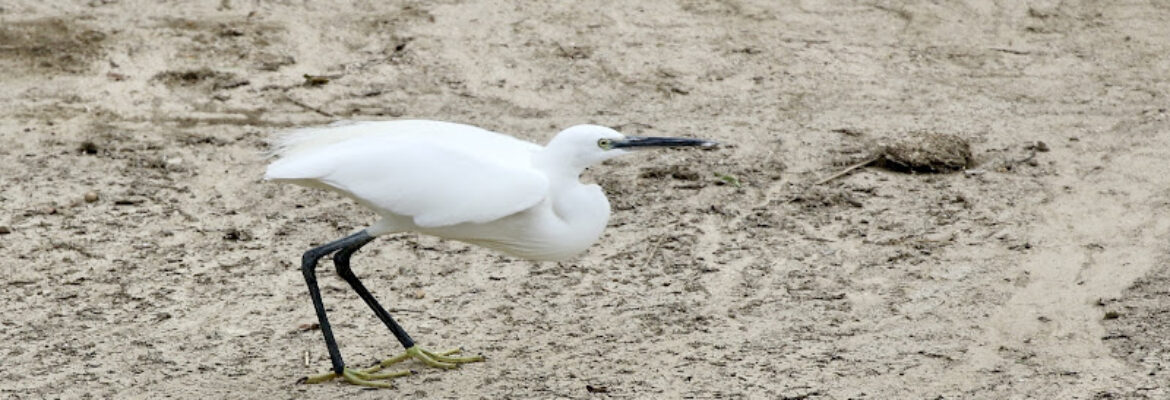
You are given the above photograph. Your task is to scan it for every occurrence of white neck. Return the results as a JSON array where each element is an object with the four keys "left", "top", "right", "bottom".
[{"left": 531, "top": 149, "right": 611, "bottom": 243}]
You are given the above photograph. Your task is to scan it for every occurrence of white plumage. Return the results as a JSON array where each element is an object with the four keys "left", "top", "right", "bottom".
[
  {"left": 266, "top": 120, "right": 548, "bottom": 229},
  {"left": 267, "top": 120, "right": 721, "bottom": 260}
]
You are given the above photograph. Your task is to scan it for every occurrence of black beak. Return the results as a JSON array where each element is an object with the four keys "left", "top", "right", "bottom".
[{"left": 611, "top": 136, "right": 719, "bottom": 149}]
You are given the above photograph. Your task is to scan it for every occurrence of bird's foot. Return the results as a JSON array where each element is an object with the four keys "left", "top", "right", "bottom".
[
  {"left": 301, "top": 367, "right": 414, "bottom": 389},
  {"left": 367, "top": 346, "right": 485, "bottom": 372},
  {"left": 300, "top": 346, "right": 483, "bottom": 388}
]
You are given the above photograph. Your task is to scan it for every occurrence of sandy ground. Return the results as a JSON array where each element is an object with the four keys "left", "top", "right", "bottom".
[{"left": 2, "top": 0, "right": 1168, "bottom": 398}]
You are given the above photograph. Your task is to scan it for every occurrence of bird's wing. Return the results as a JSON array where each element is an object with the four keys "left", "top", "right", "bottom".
[{"left": 265, "top": 121, "right": 548, "bottom": 228}]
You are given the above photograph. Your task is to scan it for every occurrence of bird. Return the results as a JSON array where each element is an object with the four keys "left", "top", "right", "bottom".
[{"left": 264, "top": 119, "right": 717, "bottom": 388}]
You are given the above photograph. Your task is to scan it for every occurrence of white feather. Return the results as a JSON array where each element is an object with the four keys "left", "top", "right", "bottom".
[
  {"left": 265, "top": 120, "right": 548, "bottom": 228},
  {"left": 264, "top": 120, "right": 708, "bottom": 261}
]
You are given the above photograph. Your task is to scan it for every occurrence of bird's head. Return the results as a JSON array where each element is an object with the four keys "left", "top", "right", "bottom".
[{"left": 542, "top": 125, "right": 717, "bottom": 171}]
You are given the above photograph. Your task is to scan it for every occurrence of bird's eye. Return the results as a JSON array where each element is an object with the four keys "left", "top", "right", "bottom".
[{"left": 597, "top": 138, "right": 613, "bottom": 149}]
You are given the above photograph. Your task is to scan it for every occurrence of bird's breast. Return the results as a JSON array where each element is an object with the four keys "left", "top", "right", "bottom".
[{"left": 409, "top": 185, "right": 610, "bottom": 261}]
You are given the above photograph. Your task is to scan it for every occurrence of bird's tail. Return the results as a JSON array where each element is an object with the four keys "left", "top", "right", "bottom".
[{"left": 265, "top": 120, "right": 373, "bottom": 159}]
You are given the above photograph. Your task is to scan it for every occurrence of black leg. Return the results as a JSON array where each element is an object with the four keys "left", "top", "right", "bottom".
[
  {"left": 333, "top": 235, "right": 417, "bottom": 350},
  {"left": 301, "top": 231, "right": 374, "bottom": 375}
]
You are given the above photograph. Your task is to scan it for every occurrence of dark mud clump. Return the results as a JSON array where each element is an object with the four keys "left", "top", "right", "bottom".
[
  {"left": 640, "top": 165, "right": 701, "bottom": 181},
  {"left": 877, "top": 132, "right": 972, "bottom": 173},
  {"left": 0, "top": 18, "right": 107, "bottom": 74},
  {"left": 151, "top": 68, "right": 249, "bottom": 90},
  {"left": 1103, "top": 263, "right": 1170, "bottom": 382}
]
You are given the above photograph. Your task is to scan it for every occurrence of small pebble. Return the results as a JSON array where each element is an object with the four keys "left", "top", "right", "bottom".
[
  {"left": 303, "top": 74, "right": 331, "bottom": 86},
  {"left": 586, "top": 385, "right": 610, "bottom": 393},
  {"left": 84, "top": 191, "right": 99, "bottom": 203},
  {"left": 1104, "top": 311, "right": 1121, "bottom": 320},
  {"left": 0, "top": 226, "right": 10, "bottom": 234},
  {"left": 79, "top": 141, "right": 99, "bottom": 155}
]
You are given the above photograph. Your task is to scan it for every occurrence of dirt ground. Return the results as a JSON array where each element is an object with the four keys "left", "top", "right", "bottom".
[{"left": 2, "top": 0, "right": 1168, "bottom": 399}]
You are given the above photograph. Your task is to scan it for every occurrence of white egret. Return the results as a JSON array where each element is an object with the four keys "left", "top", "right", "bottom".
[{"left": 264, "top": 120, "right": 717, "bottom": 388}]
